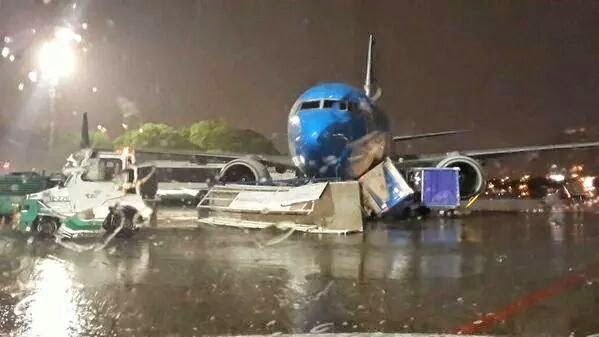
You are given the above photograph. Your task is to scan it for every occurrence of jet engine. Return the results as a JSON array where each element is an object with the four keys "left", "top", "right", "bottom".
[
  {"left": 436, "top": 154, "right": 485, "bottom": 199},
  {"left": 217, "top": 156, "right": 272, "bottom": 184}
]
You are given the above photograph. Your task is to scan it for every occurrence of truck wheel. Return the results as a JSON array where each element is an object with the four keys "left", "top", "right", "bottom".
[
  {"left": 102, "top": 210, "right": 119, "bottom": 233},
  {"left": 119, "top": 210, "right": 138, "bottom": 238},
  {"left": 36, "top": 217, "right": 59, "bottom": 237},
  {"left": 103, "top": 206, "right": 138, "bottom": 238}
]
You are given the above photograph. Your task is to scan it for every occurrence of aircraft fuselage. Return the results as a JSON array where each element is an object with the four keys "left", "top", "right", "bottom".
[{"left": 287, "top": 83, "right": 390, "bottom": 179}]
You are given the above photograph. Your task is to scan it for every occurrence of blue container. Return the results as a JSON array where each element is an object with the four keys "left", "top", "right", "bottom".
[{"left": 422, "top": 168, "right": 460, "bottom": 208}]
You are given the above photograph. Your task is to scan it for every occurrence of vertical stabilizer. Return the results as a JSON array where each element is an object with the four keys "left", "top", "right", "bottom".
[
  {"left": 363, "top": 34, "right": 374, "bottom": 97},
  {"left": 80, "top": 112, "right": 90, "bottom": 148},
  {"left": 363, "top": 34, "right": 380, "bottom": 100}
]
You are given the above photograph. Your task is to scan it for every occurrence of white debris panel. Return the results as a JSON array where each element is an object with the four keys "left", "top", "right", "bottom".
[{"left": 197, "top": 181, "right": 363, "bottom": 233}]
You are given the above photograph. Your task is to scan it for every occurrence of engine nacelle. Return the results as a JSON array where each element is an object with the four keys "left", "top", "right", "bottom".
[
  {"left": 217, "top": 156, "right": 272, "bottom": 184},
  {"left": 436, "top": 155, "right": 485, "bottom": 200}
]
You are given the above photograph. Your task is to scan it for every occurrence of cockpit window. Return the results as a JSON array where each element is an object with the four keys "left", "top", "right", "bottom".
[
  {"left": 300, "top": 101, "right": 320, "bottom": 110},
  {"left": 322, "top": 100, "right": 348, "bottom": 110}
]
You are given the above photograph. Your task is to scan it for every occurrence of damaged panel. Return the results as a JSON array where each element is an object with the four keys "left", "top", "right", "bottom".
[{"left": 359, "top": 158, "right": 414, "bottom": 216}]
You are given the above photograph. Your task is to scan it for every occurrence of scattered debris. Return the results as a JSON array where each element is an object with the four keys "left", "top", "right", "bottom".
[
  {"left": 309, "top": 322, "right": 334, "bottom": 333},
  {"left": 263, "top": 228, "right": 295, "bottom": 247},
  {"left": 311, "top": 280, "right": 334, "bottom": 302}
]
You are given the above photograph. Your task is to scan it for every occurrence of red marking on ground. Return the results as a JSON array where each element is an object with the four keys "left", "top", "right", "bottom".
[{"left": 454, "top": 264, "right": 598, "bottom": 335}]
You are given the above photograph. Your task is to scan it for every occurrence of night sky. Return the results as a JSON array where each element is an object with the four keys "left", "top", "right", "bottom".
[{"left": 1, "top": 0, "right": 599, "bottom": 171}]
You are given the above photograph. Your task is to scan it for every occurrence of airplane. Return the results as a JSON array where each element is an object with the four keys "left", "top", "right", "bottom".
[
  {"left": 132, "top": 34, "right": 599, "bottom": 207},
  {"left": 20, "top": 32, "right": 599, "bottom": 238},
  {"left": 63, "top": 34, "right": 599, "bottom": 218}
]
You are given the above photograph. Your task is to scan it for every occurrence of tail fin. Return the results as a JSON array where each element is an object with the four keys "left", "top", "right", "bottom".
[
  {"left": 80, "top": 112, "right": 90, "bottom": 148},
  {"left": 363, "top": 34, "right": 381, "bottom": 101}
]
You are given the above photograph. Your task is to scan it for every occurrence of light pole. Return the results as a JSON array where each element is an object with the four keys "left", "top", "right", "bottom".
[{"left": 36, "top": 27, "right": 78, "bottom": 151}]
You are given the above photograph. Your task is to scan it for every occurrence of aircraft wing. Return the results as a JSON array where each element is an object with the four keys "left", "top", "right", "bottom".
[
  {"left": 392, "top": 130, "right": 469, "bottom": 142},
  {"left": 395, "top": 141, "right": 599, "bottom": 166},
  {"left": 460, "top": 141, "right": 599, "bottom": 159},
  {"left": 130, "top": 148, "right": 295, "bottom": 168}
]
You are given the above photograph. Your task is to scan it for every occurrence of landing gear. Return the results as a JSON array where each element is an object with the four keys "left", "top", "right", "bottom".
[
  {"left": 415, "top": 206, "right": 431, "bottom": 217},
  {"left": 439, "top": 209, "right": 459, "bottom": 217},
  {"left": 400, "top": 206, "right": 431, "bottom": 219}
]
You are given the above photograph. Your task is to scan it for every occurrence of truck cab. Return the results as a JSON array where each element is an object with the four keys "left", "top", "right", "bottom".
[{"left": 19, "top": 148, "right": 154, "bottom": 238}]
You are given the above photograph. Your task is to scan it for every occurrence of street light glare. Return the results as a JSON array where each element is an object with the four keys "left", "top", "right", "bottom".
[
  {"left": 38, "top": 39, "right": 75, "bottom": 83},
  {"left": 55, "top": 26, "right": 82, "bottom": 44},
  {"left": 28, "top": 71, "right": 38, "bottom": 83}
]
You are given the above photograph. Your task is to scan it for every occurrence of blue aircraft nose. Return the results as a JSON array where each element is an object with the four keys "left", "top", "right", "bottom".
[
  {"left": 293, "top": 109, "right": 353, "bottom": 177},
  {"left": 287, "top": 82, "right": 387, "bottom": 179}
]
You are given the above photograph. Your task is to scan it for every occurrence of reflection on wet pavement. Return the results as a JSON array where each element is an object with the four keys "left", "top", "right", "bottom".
[{"left": 1, "top": 213, "right": 599, "bottom": 336}]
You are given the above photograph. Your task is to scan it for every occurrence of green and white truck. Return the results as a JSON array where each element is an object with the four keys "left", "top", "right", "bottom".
[{"left": 19, "top": 148, "right": 155, "bottom": 238}]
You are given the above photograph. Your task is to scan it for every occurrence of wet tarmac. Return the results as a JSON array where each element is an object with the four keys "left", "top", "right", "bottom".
[{"left": 1, "top": 212, "right": 599, "bottom": 336}]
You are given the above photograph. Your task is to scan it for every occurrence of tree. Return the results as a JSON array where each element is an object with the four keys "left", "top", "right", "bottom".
[
  {"left": 114, "top": 123, "right": 193, "bottom": 149},
  {"left": 90, "top": 131, "right": 112, "bottom": 148},
  {"left": 227, "top": 129, "right": 280, "bottom": 154},
  {"left": 111, "top": 120, "right": 278, "bottom": 154},
  {"left": 187, "top": 120, "right": 279, "bottom": 154},
  {"left": 186, "top": 120, "right": 230, "bottom": 151}
]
